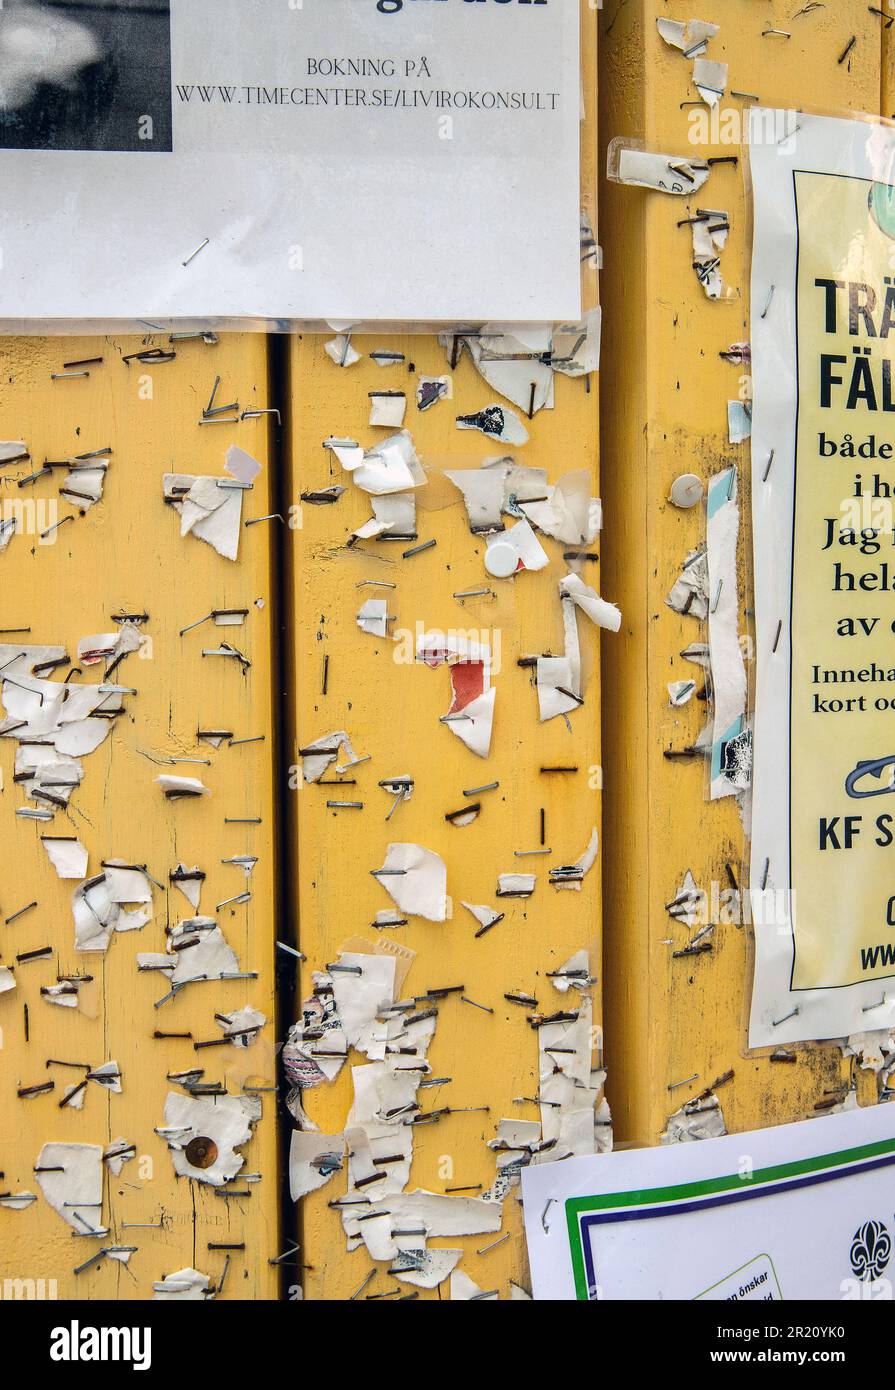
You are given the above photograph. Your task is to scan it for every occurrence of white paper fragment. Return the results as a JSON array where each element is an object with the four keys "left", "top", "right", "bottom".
[
  {"left": 461, "top": 901, "right": 504, "bottom": 934},
  {"left": 417, "top": 376, "right": 450, "bottom": 411},
  {"left": 167, "top": 918, "right": 241, "bottom": 984},
  {"left": 77, "top": 624, "right": 144, "bottom": 667},
  {"left": 456, "top": 404, "right": 529, "bottom": 446},
  {"left": 374, "top": 844, "right": 448, "bottom": 922},
  {"left": 283, "top": 975, "right": 347, "bottom": 1105},
  {"left": 417, "top": 632, "right": 495, "bottom": 759},
  {"left": 156, "top": 775, "right": 210, "bottom": 799},
  {"left": 0, "top": 1191, "right": 36, "bottom": 1211},
  {"left": 693, "top": 57, "right": 727, "bottom": 107},
  {"left": 560, "top": 572, "right": 622, "bottom": 632},
  {"left": 331, "top": 952, "right": 397, "bottom": 1054},
  {"left": 551, "top": 950, "right": 596, "bottom": 993},
  {"left": 510, "top": 1282, "right": 532, "bottom": 1300},
  {"left": 391, "top": 1248, "right": 463, "bottom": 1289},
  {"left": 36, "top": 1142, "right": 104, "bottom": 1232},
  {"left": 692, "top": 210, "right": 729, "bottom": 298},
  {"left": 485, "top": 519, "right": 549, "bottom": 578},
  {"left": 153, "top": 1267, "right": 212, "bottom": 1301},
  {"left": 164, "top": 472, "right": 243, "bottom": 561},
  {"left": 73, "top": 873, "right": 152, "bottom": 954},
  {"left": 497, "top": 873, "right": 536, "bottom": 898},
  {"left": 289, "top": 1130, "right": 345, "bottom": 1199},
  {"left": 300, "top": 731, "right": 362, "bottom": 783},
  {"left": 552, "top": 309, "right": 602, "bottom": 378},
  {"left": 707, "top": 469, "right": 748, "bottom": 799},
  {"left": 216, "top": 1006, "right": 266, "bottom": 1048},
  {"left": 0, "top": 967, "right": 16, "bottom": 995},
  {"left": 0, "top": 441, "right": 28, "bottom": 463},
  {"left": 103, "top": 1139, "right": 135, "bottom": 1177},
  {"left": 656, "top": 17, "right": 719, "bottom": 54},
  {"left": 550, "top": 829, "right": 599, "bottom": 891},
  {"left": 325, "top": 335, "right": 360, "bottom": 368},
  {"left": 669, "top": 679, "right": 696, "bottom": 706},
  {"left": 357, "top": 599, "right": 391, "bottom": 638},
  {"left": 369, "top": 393, "right": 407, "bottom": 428},
  {"left": 451, "top": 1270, "right": 498, "bottom": 1301},
  {"left": 728, "top": 400, "right": 752, "bottom": 443},
  {"left": 41, "top": 837, "right": 88, "bottom": 880},
  {"left": 43, "top": 983, "right": 81, "bottom": 1010},
  {"left": 172, "top": 864, "right": 203, "bottom": 911},
  {"left": 226, "top": 445, "right": 262, "bottom": 485},
  {"left": 662, "top": 1092, "right": 727, "bottom": 1143},
  {"left": 350, "top": 431, "right": 427, "bottom": 497},
  {"left": 667, "top": 549, "right": 708, "bottom": 619},
  {"left": 161, "top": 1092, "right": 261, "bottom": 1187},
  {"left": 615, "top": 146, "right": 710, "bottom": 195}
]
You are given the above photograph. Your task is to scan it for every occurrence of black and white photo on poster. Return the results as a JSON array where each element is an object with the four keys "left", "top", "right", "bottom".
[{"left": 0, "top": 0, "right": 172, "bottom": 152}]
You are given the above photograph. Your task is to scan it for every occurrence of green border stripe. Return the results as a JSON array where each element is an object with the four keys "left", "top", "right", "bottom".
[{"left": 565, "top": 1134, "right": 895, "bottom": 1300}]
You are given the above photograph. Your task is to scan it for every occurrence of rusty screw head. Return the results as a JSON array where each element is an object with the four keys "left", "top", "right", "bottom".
[{"left": 184, "top": 1136, "right": 218, "bottom": 1170}]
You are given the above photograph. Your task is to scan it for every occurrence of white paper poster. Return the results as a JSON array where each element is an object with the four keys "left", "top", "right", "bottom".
[
  {"left": 750, "top": 111, "right": 895, "bottom": 1045},
  {"left": 522, "top": 1105, "right": 895, "bottom": 1300},
  {"left": 0, "top": 0, "right": 580, "bottom": 328}
]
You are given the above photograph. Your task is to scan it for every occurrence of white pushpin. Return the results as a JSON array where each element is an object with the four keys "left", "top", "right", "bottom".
[{"left": 668, "top": 473, "right": 704, "bottom": 509}]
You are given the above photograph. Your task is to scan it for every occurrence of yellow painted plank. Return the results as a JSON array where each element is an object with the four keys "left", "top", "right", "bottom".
[
  {"left": 0, "top": 333, "right": 280, "bottom": 1299},
  {"left": 285, "top": 2, "right": 601, "bottom": 1302},
  {"left": 600, "top": 1, "right": 883, "bottom": 1149}
]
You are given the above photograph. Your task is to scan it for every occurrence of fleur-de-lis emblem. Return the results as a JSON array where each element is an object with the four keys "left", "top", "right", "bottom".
[{"left": 850, "top": 1220, "right": 892, "bottom": 1281}]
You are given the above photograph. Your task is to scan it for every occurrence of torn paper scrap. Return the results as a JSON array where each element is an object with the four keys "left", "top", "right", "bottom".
[
  {"left": 417, "top": 630, "right": 495, "bottom": 759},
  {"left": 656, "top": 18, "right": 718, "bottom": 54},
  {"left": 707, "top": 468, "right": 748, "bottom": 798},
  {"left": 153, "top": 1268, "right": 212, "bottom": 1301},
  {"left": 289, "top": 1130, "right": 345, "bottom": 1200},
  {"left": 662, "top": 1092, "right": 727, "bottom": 1143},
  {"left": 357, "top": 599, "right": 391, "bottom": 638},
  {"left": 451, "top": 1270, "right": 498, "bottom": 1301},
  {"left": 667, "top": 548, "right": 708, "bottom": 619},
  {"left": 692, "top": 209, "right": 728, "bottom": 299},
  {"left": 325, "top": 335, "right": 360, "bottom": 368},
  {"left": 612, "top": 144, "right": 710, "bottom": 196},
  {"left": 299, "top": 730, "right": 361, "bottom": 783},
  {"left": 374, "top": 844, "right": 448, "bottom": 922},
  {"left": 0, "top": 1192, "right": 36, "bottom": 1211},
  {"left": 35, "top": 1142, "right": 104, "bottom": 1232},
  {"left": 693, "top": 57, "right": 727, "bottom": 107},
  {"left": 73, "top": 873, "right": 151, "bottom": 953},
  {"left": 728, "top": 400, "right": 752, "bottom": 443},
  {"left": 461, "top": 901, "right": 504, "bottom": 936},
  {"left": 560, "top": 573, "right": 621, "bottom": 632},
  {"left": 41, "top": 836, "right": 88, "bottom": 880},
  {"left": 167, "top": 918, "right": 241, "bottom": 985},
  {"left": 77, "top": 624, "right": 144, "bottom": 667},
  {"left": 549, "top": 829, "right": 599, "bottom": 890},
  {"left": 369, "top": 392, "right": 407, "bottom": 428},
  {"left": 391, "top": 1248, "right": 463, "bottom": 1289},
  {"left": 226, "top": 445, "right": 262, "bottom": 486},
  {"left": 216, "top": 1006, "right": 266, "bottom": 1048},
  {"left": 552, "top": 309, "right": 602, "bottom": 379},
  {"left": 0, "top": 967, "right": 16, "bottom": 995},
  {"left": 349, "top": 431, "right": 427, "bottom": 496},
  {"left": 550, "top": 950, "right": 596, "bottom": 993},
  {"left": 160, "top": 1092, "right": 261, "bottom": 1187},
  {"left": 485, "top": 519, "right": 548, "bottom": 579},
  {"left": 417, "top": 376, "right": 450, "bottom": 412},
  {"left": 171, "top": 864, "right": 203, "bottom": 911},
  {"left": 497, "top": 873, "right": 536, "bottom": 898},
  {"left": 164, "top": 472, "right": 243, "bottom": 561},
  {"left": 331, "top": 952, "right": 397, "bottom": 1053},
  {"left": 103, "top": 1139, "right": 135, "bottom": 1177},
  {"left": 456, "top": 404, "right": 529, "bottom": 446},
  {"left": 156, "top": 775, "right": 210, "bottom": 800},
  {"left": 669, "top": 679, "right": 696, "bottom": 706}
]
